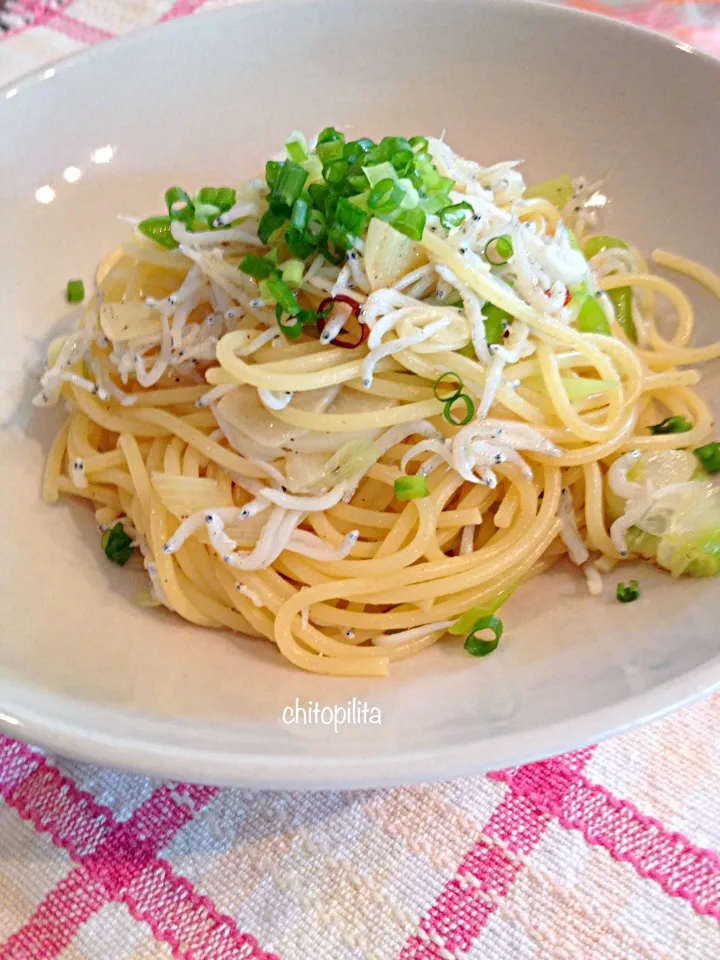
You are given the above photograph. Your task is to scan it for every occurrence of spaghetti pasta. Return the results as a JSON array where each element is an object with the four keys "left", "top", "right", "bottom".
[{"left": 36, "top": 132, "right": 720, "bottom": 675}]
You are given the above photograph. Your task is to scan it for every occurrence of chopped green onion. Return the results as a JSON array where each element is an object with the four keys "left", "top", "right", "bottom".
[
  {"left": 258, "top": 208, "right": 287, "bottom": 245},
  {"left": 102, "top": 522, "right": 134, "bottom": 566},
  {"left": 291, "top": 196, "right": 310, "bottom": 232},
  {"left": 394, "top": 475, "right": 430, "bottom": 501},
  {"left": 524, "top": 174, "right": 573, "bottom": 209},
  {"left": 449, "top": 586, "right": 515, "bottom": 635},
  {"left": 265, "top": 160, "right": 282, "bottom": 189},
  {"left": 397, "top": 178, "right": 420, "bottom": 209},
  {"left": 328, "top": 222, "right": 355, "bottom": 251},
  {"left": 317, "top": 139, "right": 345, "bottom": 166},
  {"left": 267, "top": 278, "right": 300, "bottom": 316},
  {"left": 368, "top": 178, "right": 405, "bottom": 214},
  {"left": 137, "top": 216, "right": 179, "bottom": 250},
  {"left": 616, "top": 579, "right": 640, "bottom": 603},
  {"left": 575, "top": 293, "right": 611, "bottom": 335},
  {"left": 433, "top": 176, "right": 455, "bottom": 197},
  {"left": 297, "top": 308, "right": 320, "bottom": 326},
  {"left": 409, "top": 136, "right": 429, "bottom": 152},
  {"left": 335, "top": 196, "right": 369, "bottom": 235},
  {"left": 390, "top": 149, "right": 415, "bottom": 177},
  {"left": 484, "top": 235, "right": 514, "bottom": 266},
  {"left": 239, "top": 253, "right": 276, "bottom": 280},
  {"left": 343, "top": 138, "right": 374, "bottom": 165},
  {"left": 390, "top": 207, "right": 426, "bottom": 241},
  {"left": 420, "top": 194, "right": 449, "bottom": 216},
  {"left": 308, "top": 181, "right": 329, "bottom": 209},
  {"left": 439, "top": 201, "right": 473, "bottom": 230},
  {"left": 193, "top": 202, "right": 220, "bottom": 224},
  {"left": 317, "top": 126, "right": 344, "bottom": 145},
  {"left": 197, "top": 186, "right": 236, "bottom": 213},
  {"left": 607, "top": 286, "right": 636, "bottom": 342},
  {"left": 196, "top": 186, "right": 219, "bottom": 205},
  {"left": 320, "top": 236, "right": 345, "bottom": 266},
  {"left": 324, "top": 158, "right": 350, "bottom": 188},
  {"left": 165, "top": 186, "right": 195, "bottom": 223},
  {"left": 482, "top": 303, "right": 511, "bottom": 345},
  {"left": 433, "top": 371, "right": 463, "bottom": 403},
  {"left": 463, "top": 615, "right": 503, "bottom": 657},
  {"left": 363, "top": 162, "right": 398, "bottom": 187},
  {"left": 347, "top": 170, "right": 370, "bottom": 193},
  {"left": 278, "top": 314, "right": 304, "bottom": 340},
  {"left": 695, "top": 442, "right": 720, "bottom": 474},
  {"left": 444, "top": 393, "right": 475, "bottom": 426},
  {"left": 306, "top": 207, "right": 326, "bottom": 240},
  {"left": 650, "top": 416, "right": 693, "bottom": 435},
  {"left": 286, "top": 197, "right": 315, "bottom": 258},
  {"left": 286, "top": 233, "right": 315, "bottom": 260},
  {"left": 215, "top": 187, "right": 236, "bottom": 211},
  {"left": 66, "top": 279, "right": 85, "bottom": 304},
  {"left": 282, "top": 259, "right": 305, "bottom": 288},
  {"left": 583, "top": 234, "right": 628, "bottom": 259},
  {"left": 269, "top": 160, "right": 308, "bottom": 214},
  {"left": 286, "top": 131, "right": 308, "bottom": 164}
]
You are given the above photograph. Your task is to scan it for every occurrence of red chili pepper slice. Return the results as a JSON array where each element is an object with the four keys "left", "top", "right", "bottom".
[
  {"left": 317, "top": 295, "right": 367, "bottom": 349},
  {"left": 544, "top": 286, "right": 572, "bottom": 307}
]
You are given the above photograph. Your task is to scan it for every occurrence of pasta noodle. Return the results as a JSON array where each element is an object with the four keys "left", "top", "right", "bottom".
[{"left": 36, "top": 134, "right": 720, "bottom": 675}]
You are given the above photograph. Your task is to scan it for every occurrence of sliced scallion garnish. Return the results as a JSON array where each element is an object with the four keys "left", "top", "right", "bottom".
[
  {"left": 368, "top": 178, "right": 405, "bottom": 214},
  {"left": 394, "top": 475, "right": 430, "bottom": 501},
  {"left": 484, "top": 235, "right": 514, "bottom": 266},
  {"left": 444, "top": 393, "right": 475, "bottom": 426},
  {"left": 137, "top": 216, "right": 179, "bottom": 250},
  {"left": 281, "top": 259, "right": 305, "bottom": 288},
  {"left": 695, "top": 442, "right": 720, "bottom": 474},
  {"left": 433, "top": 371, "right": 463, "bottom": 404},
  {"left": 239, "top": 253, "right": 276, "bottom": 280},
  {"left": 390, "top": 206, "right": 426, "bottom": 242},
  {"left": 102, "top": 522, "right": 134, "bottom": 566},
  {"left": 269, "top": 160, "right": 308, "bottom": 214},
  {"left": 66, "top": 279, "right": 85, "bottom": 304},
  {"left": 463, "top": 615, "right": 503, "bottom": 657},
  {"left": 650, "top": 416, "right": 693, "bottom": 435},
  {"left": 286, "top": 132, "right": 308, "bottom": 164},
  {"left": 482, "top": 303, "right": 511, "bottom": 345},
  {"left": 165, "top": 186, "right": 194, "bottom": 223},
  {"left": 439, "top": 201, "right": 473, "bottom": 230},
  {"left": 267, "top": 277, "right": 300, "bottom": 316},
  {"left": 616, "top": 580, "right": 640, "bottom": 603}
]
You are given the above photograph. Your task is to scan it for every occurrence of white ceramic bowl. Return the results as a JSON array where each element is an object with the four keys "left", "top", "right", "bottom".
[{"left": 2, "top": 0, "right": 720, "bottom": 789}]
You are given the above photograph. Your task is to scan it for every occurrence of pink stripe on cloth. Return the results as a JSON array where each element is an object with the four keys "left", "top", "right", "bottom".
[
  {"left": 399, "top": 749, "right": 594, "bottom": 958},
  {"left": 45, "top": 12, "right": 114, "bottom": 44},
  {"left": 498, "top": 765, "right": 720, "bottom": 920},
  {"left": 0, "top": 737, "right": 278, "bottom": 960},
  {"left": 125, "top": 858, "right": 271, "bottom": 960},
  {"left": 160, "top": 0, "right": 210, "bottom": 22},
  {"left": 0, "top": 740, "right": 116, "bottom": 860},
  {"left": 0, "top": 868, "right": 106, "bottom": 960}
]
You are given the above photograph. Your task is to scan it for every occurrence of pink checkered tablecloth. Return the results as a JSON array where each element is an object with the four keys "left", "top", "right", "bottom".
[{"left": 3, "top": 2, "right": 720, "bottom": 958}]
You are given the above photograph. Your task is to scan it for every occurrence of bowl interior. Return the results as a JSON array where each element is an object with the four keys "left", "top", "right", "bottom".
[{"left": 1, "top": 0, "right": 720, "bottom": 788}]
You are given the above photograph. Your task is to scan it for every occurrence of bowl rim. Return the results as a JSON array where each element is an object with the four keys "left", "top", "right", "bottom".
[
  {"left": 3, "top": 0, "right": 720, "bottom": 103},
  {"left": 3, "top": 0, "right": 720, "bottom": 788},
  {"left": 2, "top": 663, "right": 719, "bottom": 788}
]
